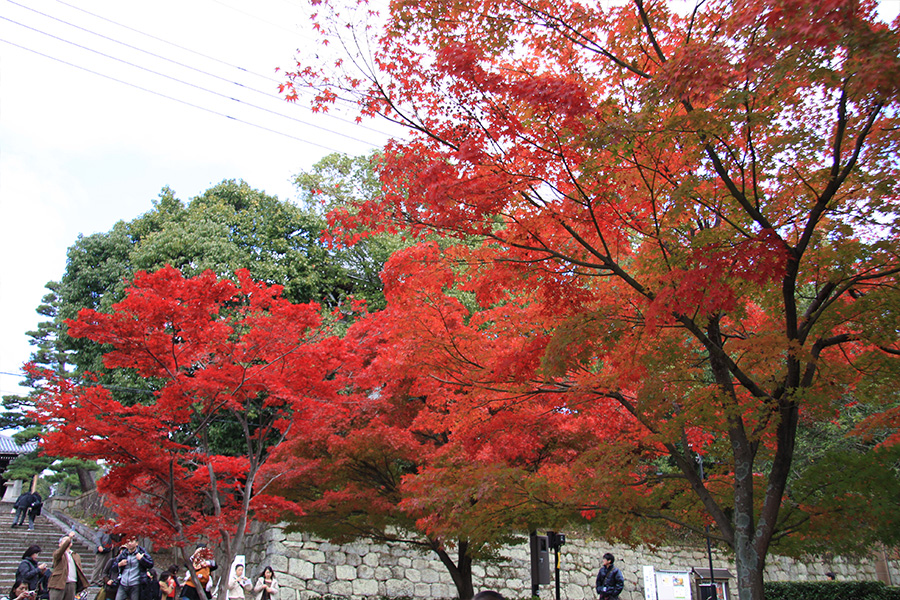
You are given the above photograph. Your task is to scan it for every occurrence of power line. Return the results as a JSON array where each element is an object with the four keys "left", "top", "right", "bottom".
[
  {"left": 47, "top": 0, "right": 296, "bottom": 86},
  {"left": 208, "top": 0, "right": 320, "bottom": 45},
  {"left": 44, "top": 0, "right": 394, "bottom": 137},
  {"left": 0, "top": 371, "right": 28, "bottom": 379},
  {"left": 0, "top": 15, "right": 382, "bottom": 148},
  {"left": 11, "top": 0, "right": 293, "bottom": 93},
  {"left": 0, "top": 37, "right": 349, "bottom": 153}
]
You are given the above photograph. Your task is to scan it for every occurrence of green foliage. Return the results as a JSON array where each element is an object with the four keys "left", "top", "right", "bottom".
[
  {"left": 9, "top": 167, "right": 392, "bottom": 492},
  {"left": 770, "top": 395, "right": 900, "bottom": 556},
  {"left": 3, "top": 451, "right": 52, "bottom": 482},
  {"left": 764, "top": 581, "right": 900, "bottom": 600},
  {"left": 294, "top": 152, "right": 411, "bottom": 311},
  {"left": 2, "top": 451, "right": 100, "bottom": 496},
  {"left": 56, "top": 223, "right": 137, "bottom": 378},
  {"left": 43, "top": 458, "right": 102, "bottom": 496},
  {"left": 132, "top": 180, "right": 347, "bottom": 305}
]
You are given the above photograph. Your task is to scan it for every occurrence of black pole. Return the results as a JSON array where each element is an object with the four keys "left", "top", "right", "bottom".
[
  {"left": 705, "top": 529, "right": 717, "bottom": 599},
  {"left": 554, "top": 546, "right": 561, "bottom": 600},
  {"left": 698, "top": 455, "right": 718, "bottom": 600}
]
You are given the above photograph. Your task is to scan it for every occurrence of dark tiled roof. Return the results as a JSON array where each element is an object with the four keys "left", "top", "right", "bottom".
[{"left": 0, "top": 434, "right": 37, "bottom": 454}]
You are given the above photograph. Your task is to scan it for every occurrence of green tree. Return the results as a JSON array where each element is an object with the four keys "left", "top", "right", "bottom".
[
  {"left": 6, "top": 178, "right": 373, "bottom": 494},
  {"left": 132, "top": 180, "right": 347, "bottom": 305},
  {"left": 2, "top": 284, "right": 99, "bottom": 492},
  {"left": 293, "top": 152, "right": 411, "bottom": 311},
  {"left": 39, "top": 180, "right": 357, "bottom": 391}
]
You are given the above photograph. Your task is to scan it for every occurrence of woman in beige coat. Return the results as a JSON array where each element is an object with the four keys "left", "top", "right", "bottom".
[
  {"left": 227, "top": 564, "right": 251, "bottom": 600},
  {"left": 252, "top": 568, "right": 278, "bottom": 600}
]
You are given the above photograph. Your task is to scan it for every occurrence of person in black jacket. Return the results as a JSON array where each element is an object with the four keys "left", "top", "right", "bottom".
[
  {"left": 105, "top": 552, "right": 121, "bottom": 600},
  {"left": 11, "top": 492, "right": 33, "bottom": 528},
  {"left": 16, "top": 545, "right": 49, "bottom": 599},
  {"left": 595, "top": 553, "right": 625, "bottom": 600},
  {"left": 26, "top": 492, "right": 43, "bottom": 531},
  {"left": 139, "top": 570, "right": 159, "bottom": 600}
]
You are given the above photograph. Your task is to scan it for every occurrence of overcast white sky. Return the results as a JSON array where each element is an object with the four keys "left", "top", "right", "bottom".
[{"left": 0, "top": 0, "right": 395, "bottom": 398}]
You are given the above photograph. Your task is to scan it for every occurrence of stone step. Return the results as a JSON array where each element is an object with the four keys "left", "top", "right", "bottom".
[{"left": 0, "top": 516, "right": 97, "bottom": 593}]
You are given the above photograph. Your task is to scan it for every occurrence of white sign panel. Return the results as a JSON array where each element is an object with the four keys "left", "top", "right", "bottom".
[
  {"left": 643, "top": 566, "right": 657, "bottom": 600},
  {"left": 655, "top": 571, "right": 692, "bottom": 600}
]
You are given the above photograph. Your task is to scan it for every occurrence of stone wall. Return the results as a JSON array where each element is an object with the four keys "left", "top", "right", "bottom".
[{"left": 241, "top": 525, "right": 898, "bottom": 600}]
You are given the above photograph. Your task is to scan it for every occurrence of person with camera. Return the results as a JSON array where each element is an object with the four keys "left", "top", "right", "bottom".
[
  {"left": 9, "top": 580, "right": 37, "bottom": 600},
  {"left": 226, "top": 563, "right": 251, "bottom": 600},
  {"left": 17, "top": 545, "right": 49, "bottom": 598},
  {"left": 251, "top": 567, "right": 278, "bottom": 600},
  {"left": 180, "top": 546, "right": 215, "bottom": 600},
  {"left": 48, "top": 531, "right": 89, "bottom": 600},
  {"left": 595, "top": 553, "right": 624, "bottom": 600}
]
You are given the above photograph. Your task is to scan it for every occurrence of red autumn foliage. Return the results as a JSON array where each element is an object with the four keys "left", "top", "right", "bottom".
[
  {"left": 281, "top": 0, "right": 900, "bottom": 598},
  {"left": 33, "top": 266, "right": 346, "bottom": 600}
]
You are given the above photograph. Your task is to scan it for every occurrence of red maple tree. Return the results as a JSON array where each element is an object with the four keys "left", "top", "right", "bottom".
[
  {"left": 33, "top": 266, "right": 346, "bottom": 599},
  {"left": 261, "top": 303, "right": 606, "bottom": 600},
  {"left": 281, "top": 1, "right": 900, "bottom": 598}
]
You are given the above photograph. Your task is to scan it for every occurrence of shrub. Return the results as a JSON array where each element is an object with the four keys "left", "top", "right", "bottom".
[{"left": 764, "top": 581, "right": 900, "bottom": 600}]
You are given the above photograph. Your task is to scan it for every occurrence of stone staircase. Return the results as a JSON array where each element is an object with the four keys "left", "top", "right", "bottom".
[{"left": 0, "top": 511, "right": 97, "bottom": 594}]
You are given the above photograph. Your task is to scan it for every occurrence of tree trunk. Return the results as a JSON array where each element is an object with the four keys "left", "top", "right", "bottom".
[
  {"left": 433, "top": 539, "right": 474, "bottom": 600},
  {"left": 76, "top": 465, "right": 96, "bottom": 492},
  {"left": 212, "top": 460, "right": 258, "bottom": 600},
  {"left": 732, "top": 524, "right": 765, "bottom": 600}
]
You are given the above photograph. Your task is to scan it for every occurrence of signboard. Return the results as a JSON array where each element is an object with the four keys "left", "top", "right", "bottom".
[
  {"left": 654, "top": 570, "right": 692, "bottom": 600},
  {"left": 643, "top": 566, "right": 657, "bottom": 600}
]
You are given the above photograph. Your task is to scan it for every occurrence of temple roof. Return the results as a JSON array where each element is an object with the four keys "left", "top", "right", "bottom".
[{"left": 0, "top": 434, "right": 37, "bottom": 456}]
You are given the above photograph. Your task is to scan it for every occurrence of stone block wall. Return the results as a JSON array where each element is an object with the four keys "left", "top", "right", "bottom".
[{"left": 241, "top": 524, "right": 898, "bottom": 600}]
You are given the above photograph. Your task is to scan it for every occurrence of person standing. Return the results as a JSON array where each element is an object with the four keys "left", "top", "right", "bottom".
[
  {"left": 595, "top": 553, "right": 624, "bottom": 600},
  {"left": 48, "top": 532, "right": 88, "bottom": 600},
  {"left": 158, "top": 567, "right": 178, "bottom": 600},
  {"left": 91, "top": 532, "right": 120, "bottom": 586},
  {"left": 16, "top": 545, "right": 49, "bottom": 598},
  {"left": 139, "top": 569, "right": 159, "bottom": 600},
  {"left": 11, "top": 491, "right": 33, "bottom": 528},
  {"left": 26, "top": 492, "right": 43, "bottom": 531},
  {"left": 251, "top": 568, "right": 278, "bottom": 600},
  {"left": 104, "top": 552, "right": 122, "bottom": 600},
  {"left": 226, "top": 564, "right": 251, "bottom": 600},
  {"left": 181, "top": 547, "right": 215, "bottom": 600},
  {"left": 114, "top": 537, "right": 154, "bottom": 600}
]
